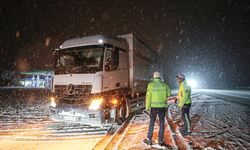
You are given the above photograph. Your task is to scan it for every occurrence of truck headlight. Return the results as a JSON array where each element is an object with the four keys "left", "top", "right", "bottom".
[
  {"left": 89, "top": 97, "right": 103, "bottom": 110},
  {"left": 50, "top": 97, "right": 56, "bottom": 107}
]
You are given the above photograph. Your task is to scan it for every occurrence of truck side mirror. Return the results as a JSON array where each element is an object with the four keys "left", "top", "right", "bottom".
[
  {"left": 105, "top": 62, "right": 111, "bottom": 71},
  {"left": 104, "top": 58, "right": 112, "bottom": 71}
]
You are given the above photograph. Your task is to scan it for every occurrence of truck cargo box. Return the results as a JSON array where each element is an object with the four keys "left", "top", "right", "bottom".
[{"left": 118, "top": 33, "right": 161, "bottom": 96}]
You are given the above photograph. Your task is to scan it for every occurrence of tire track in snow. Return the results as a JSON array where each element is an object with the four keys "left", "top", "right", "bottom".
[
  {"left": 184, "top": 91, "right": 250, "bottom": 149},
  {"left": 92, "top": 116, "right": 132, "bottom": 150},
  {"left": 93, "top": 112, "right": 177, "bottom": 150},
  {"left": 198, "top": 92, "right": 250, "bottom": 149}
]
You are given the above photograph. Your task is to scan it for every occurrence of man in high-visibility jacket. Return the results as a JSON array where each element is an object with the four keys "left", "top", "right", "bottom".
[
  {"left": 143, "top": 71, "right": 171, "bottom": 147},
  {"left": 176, "top": 74, "right": 192, "bottom": 135}
]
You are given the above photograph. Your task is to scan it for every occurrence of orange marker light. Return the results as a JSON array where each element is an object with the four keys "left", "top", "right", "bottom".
[{"left": 111, "top": 98, "right": 118, "bottom": 105}]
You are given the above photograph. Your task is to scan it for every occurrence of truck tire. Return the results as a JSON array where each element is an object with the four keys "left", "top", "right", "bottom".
[
  {"left": 116, "top": 96, "right": 128, "bottom": 125},
  {"left": 124, "top": 97, "right": 130, "bottom": 118}
]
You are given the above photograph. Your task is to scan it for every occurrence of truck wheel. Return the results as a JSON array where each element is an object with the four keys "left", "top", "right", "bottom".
[
  {"left": 124, "top": 97, "right": 130, "bottom": 118},
  {"left": 116, "top": 96, "right": 128, "bottom": 125},
  {"left": 116, "top": 107, "right": 124, "bottom": 125}
]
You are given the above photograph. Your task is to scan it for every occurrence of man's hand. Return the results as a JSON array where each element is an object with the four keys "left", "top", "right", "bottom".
[
  {"left": 166, "top": 96, "right": 178, "bottom": 104},
  {"left": 167, "top": 96, "right": 178, "bottom": 101}
]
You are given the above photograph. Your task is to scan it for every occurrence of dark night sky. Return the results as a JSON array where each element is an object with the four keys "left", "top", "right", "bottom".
[{"left": 0, "top": 0, "right": 250, "bottom": 89}]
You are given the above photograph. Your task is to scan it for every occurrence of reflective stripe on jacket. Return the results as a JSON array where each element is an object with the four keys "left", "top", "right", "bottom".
[
  {"left": 146, "top": 78, "right": 171, "bottom": 110},
  {"left": 178, "top": 80, "right": 191, "bottom": 107}
]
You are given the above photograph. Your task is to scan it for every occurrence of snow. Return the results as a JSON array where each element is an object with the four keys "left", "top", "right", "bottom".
[
  {"left": 168, "top": 89, "right": 250, "bottom": 149},
  {"left": 0, "top": 88, "right": 249, "bottom": 149}
]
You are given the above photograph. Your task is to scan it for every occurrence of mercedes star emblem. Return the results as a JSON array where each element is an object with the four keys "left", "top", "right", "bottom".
[{"left": 67, "top": 84, "right": 75, "bottom": 95}]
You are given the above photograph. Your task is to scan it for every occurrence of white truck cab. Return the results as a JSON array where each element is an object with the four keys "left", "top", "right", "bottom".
[{"left": 50, "top": 34, "right": 160, "bottom": 126}]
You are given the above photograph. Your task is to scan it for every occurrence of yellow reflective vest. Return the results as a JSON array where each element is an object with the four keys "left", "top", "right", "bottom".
[
  {"left": 146, "top": 78, "right": 171, "bottom": 110},
  {"left": 178, "top": 80, "right": 192, "bottom": 107}
]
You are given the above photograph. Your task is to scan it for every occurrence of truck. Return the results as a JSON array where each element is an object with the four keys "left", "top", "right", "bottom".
[{"left": 49, "top": 33, "right": 161, "bottom": 126}]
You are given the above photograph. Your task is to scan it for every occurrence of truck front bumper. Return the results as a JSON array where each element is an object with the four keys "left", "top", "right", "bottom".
[{"left": 49, "top": 106, "right": 116, "bottom": 126}]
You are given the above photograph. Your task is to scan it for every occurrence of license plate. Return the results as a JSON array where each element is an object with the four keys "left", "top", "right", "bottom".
[
  {"left": 64, "top": 116, "right": 76, "bottom": 121},
  {"left": 61, "top": 111, "right": 71, "bottom": 115}
]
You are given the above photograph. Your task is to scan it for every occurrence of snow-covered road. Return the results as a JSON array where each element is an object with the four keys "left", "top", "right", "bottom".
[
  {"left": 169, "top": 89, "right": 250, "bottom": 149},
  {"left": 0, "top": 88, "right": 249, "bottom": 149}
]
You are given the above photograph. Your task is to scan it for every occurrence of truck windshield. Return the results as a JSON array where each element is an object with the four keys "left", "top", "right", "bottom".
[{"left": 55, "top": 45, "right": 104, "bottom": 74}]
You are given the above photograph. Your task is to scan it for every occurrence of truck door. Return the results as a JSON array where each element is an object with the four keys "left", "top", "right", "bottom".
[{"left": 102, "top": 46, "right": 121, "bottom": 92}]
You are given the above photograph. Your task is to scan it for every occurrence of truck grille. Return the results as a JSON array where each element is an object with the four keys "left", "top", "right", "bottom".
[{"left": 54, "top": 85, "right": 92, "bottom": 101}]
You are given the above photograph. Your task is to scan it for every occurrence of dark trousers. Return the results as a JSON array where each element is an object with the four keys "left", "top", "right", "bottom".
[
  {"left": 147, "top": 107, "right": 166, "bottom": 143},
  {"left": 181, "top": 103, "right": 191, "bottom": 131}
]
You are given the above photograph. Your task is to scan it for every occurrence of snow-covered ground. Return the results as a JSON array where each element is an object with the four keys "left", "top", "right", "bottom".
[
  {"left": 0, "top": 88, "right": 249, "bottom": 149},
  {"left": 169, "top": 89, "right": 250, "bottom": 149}
]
